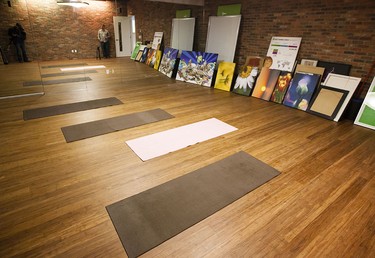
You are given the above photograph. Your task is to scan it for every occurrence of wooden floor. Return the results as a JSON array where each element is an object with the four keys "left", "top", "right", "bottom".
[{"left": 0, "top": 58, "right": 374, "bottom": 257}]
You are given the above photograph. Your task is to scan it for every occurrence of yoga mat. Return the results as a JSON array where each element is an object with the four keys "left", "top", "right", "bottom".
[
  {"left": 126, "top": 118, "right": 238, "bottom": 161},
  {"left": 41, "top": 70, "right": 97, "bottom": 78},
  {"left": 41, "top": 63, "right": 88, "bottom": 68},
  {"left": 23, "top": 77, "right": 92, "bottom": 86},
  {"left": 106, "top": 151, "right": 280, "bottom": 258},
  {"left": 23, "top": 97, "right": 123, "bottom": 120},
  {"left": 61, "top": 108, "right": 174, "bottom": 143}
]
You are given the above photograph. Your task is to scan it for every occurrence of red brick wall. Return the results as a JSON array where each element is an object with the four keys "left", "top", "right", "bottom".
[
  {"left": 1, "top": 0, "right": 127, "bottom": 62},
  {"left": 202, "top": 0, "right": 375, "bottom": 96}
]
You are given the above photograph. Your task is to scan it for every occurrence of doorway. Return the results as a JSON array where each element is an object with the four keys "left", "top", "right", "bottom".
[{"left": 113, "top": 16, "right": 136, "bottom": 57}]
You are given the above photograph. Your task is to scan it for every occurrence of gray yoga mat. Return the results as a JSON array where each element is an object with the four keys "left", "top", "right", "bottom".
[
  {"left": 41, "top": 70, "right": 97, "bottom": 78},
  {"left": 106, "top": 151, "right": 280, "bottom": 258},
  {"left": 41, "top": 63, "right": 88, "bottom": 68},
  {"left": 23, "top": 77, "right": 92, "bottom": 86},
  {"left": 61, "top": 108, "right": 174, "bottom": 143},
  {"left": 23, "top": 97, "right": 123, "bottom": 120}
]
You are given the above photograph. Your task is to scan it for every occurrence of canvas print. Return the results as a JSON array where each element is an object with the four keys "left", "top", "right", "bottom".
[
  {"left": 149, "top": 50, "right": 157, "bottom": 67},
  {"left": 154, "top": 50, "right": 162, "bottom": 70},
  {"left": 252, "top": 67, "right": 270, "bottom": 98},
  {"left": 140, "top": 47, "right": 149, "bottom": 63},
  {"left": 283, "top": 72, "right": 320, "bottom": 111},
  {"left": 131, "top": 42, "right": 142, "bottom": 60},
  {"left": 145, "top": 49, "right": 155, "bottom": 66},
  {"left": 214, "top": 62, "right": 236, "bottom": 91},
  {"left": 252, "top": 69, "right": 281, "bottom": 101},
  {"left": 354, "top": 76, "right": 375, "bottom": 130},
  {"left": 152, "top": 32, "right": 163, "bottom": 50},
  {"left": 176, "top": 51, "right": 218, "bottom": 87},
  {"left": 307, "top": 86, "right": 349, "bottom": 120},
  {"left": 232, "top": 66, "right": 259, "bottom": 96},
  {"left": 135, "top": 50, "right": 143, "bottom": 62},
  {"left": 270, "top": 72, "right": 292, "bottom": 104},
  {"left": 266, "top": 37, "right": 302, "bottom": 72},
  {"left": 159, "top": 48, "right": 179, "bottom": 78}
]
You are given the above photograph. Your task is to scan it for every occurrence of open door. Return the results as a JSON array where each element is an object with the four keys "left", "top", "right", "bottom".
[{"left": 113, "top": 16, "right": 135, "bottom": 57}]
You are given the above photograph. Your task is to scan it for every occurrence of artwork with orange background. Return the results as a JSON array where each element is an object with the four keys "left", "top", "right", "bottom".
[{"left": 251, "top": 67, "right": 271, "bottom": 98}]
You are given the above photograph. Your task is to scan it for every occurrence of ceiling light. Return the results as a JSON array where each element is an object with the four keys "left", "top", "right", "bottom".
[{"left": 57, "top": 0, "right": 89, "bottom": 7}]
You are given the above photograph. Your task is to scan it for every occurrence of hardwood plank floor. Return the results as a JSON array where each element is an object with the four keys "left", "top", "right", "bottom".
[{"left": 0, "top": 58, "right": 374, "bottom": 257}]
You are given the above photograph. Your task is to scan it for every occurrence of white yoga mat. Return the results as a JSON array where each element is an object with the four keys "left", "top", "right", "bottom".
[{"left": 126, "top": 118, "right": 238, "bottom": 161}]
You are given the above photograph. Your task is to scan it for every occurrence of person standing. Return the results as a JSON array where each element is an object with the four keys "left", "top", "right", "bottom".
[
  {"left": 8, "top": 23, "right": 30, "bottom": 62},
  {"left": 98, "top": 24, "right": 110, "bottom": 58}
]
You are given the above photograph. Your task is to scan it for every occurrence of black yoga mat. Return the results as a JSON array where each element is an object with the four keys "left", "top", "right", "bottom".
[
  {"left": 23, "top": 97, "right": 123, "bottom": 120},
  {"left": 41, "top": 70, "right": 97, "bottom": 78},
  {"left": 40, "top": 63, "right": 88, "bottom": 68},
  {"left": 61, "top": 108, "right": 174, "bottom": 143},
  {"left": 106, "top": 151, "right": 280, "bottom": 258},
  {"left": 23, "top": 77, "right": 92, "bottom": 86}
]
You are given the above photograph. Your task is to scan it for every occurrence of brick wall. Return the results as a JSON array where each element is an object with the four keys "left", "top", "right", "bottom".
[
  {"left": 1, "top": 0, "right": 127, "bottom": 61},
  {"left": 1, "top": 0, "right": 374, "bottom": 95}
]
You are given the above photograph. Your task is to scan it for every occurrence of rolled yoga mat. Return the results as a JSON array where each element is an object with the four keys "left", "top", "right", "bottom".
[{"left": 106, "top": 151, "right": 280, "bottom": 258}]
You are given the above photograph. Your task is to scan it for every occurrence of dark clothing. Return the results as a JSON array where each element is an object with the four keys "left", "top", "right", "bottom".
[
  {"left": 100, "top": 41, "right": 110, "bottom": 58},
  {"left": 8, "top": 25, "right": 29, "bottom": 62}
]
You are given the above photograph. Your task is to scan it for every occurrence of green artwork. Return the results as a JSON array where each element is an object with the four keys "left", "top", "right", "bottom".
[
  {"left": 354, "top": 77, "right": 375, "bottom": 130},
  {"left": 217, "top": 4, "right": 241, "bottom": 16},
  {"left": 176, "top": 9, "right": 191, "bottom": 18},
  {"left": 131, "top": 42, "right": 142, "bottom": 60}
]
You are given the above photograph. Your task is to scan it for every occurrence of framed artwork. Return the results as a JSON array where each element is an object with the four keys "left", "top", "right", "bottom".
[
  {"left": 252, "top": 69, "right": 281, "bottom": 101},
  {"left": 159, "top": 48, "right": 179, "bottom": 78},
  {"left": 214, "top": 62, "right": 236, "bottom": 91},
  {"left": 176, "top": 51, "right": 218, "bottom": 87},
  {"left": 317, "top": 60, "right": 351, "bottom": 82},
  {"left": 354, "top": 77, "right": 375, "bottom": 130},
  {"left": 154, "top": 50, "right": 162, "bottom": 70},
  {"left": 270, "top": 71, "right": 292, "bottom": 104},
  {"left": 135, "top": 50, "right": 143, "bottom": 62},
  {"left": 307, "top": 86, "right": 349, "bottom": 120},
  {"left": 323, "top": 73, "right": 361, "bottom": 121},
  {"left": 140, "top": 47, "right": 149, "bottom": 63},
  {"left": 131, "top": 42, "right": 142, "bottom": 60},
  {"left": 301, "top": 59, "right": 318, "bottom": 67},
  {"left": 232, "top": 66, "right": 259, "bottom": 96},
  {"left": 283, "top": 72, "right": 320, "bottom": 111}
]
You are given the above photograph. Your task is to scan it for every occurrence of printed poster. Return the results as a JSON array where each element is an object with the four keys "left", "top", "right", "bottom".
[{"left": 266, "top": 37, "right": 302, "bottom": 72}]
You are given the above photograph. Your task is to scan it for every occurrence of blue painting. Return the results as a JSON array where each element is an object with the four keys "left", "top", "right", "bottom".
[
  {"left": 158, "top": 48, "right": 179, "bottom": 78},
  {"left": 283, "top": 72, "right": 320, "bottom": 111},
  {"left": 176, "top": 51, "right": 218, "bottom": 87}
]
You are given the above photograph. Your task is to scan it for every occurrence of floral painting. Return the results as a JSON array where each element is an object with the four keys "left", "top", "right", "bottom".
[
  {"left": 283, "top": 72, "right": 320, "bottom": 111},
  {"left": 232, "top": 66, "right": 259, "bottom": 96}
]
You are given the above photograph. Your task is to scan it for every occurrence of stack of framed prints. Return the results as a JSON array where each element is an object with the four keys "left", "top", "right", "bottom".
[
  {"left": 214, "top": 62, "right": 236, "bottom": 91},
  {"left": 252, "top": 69, "right": 281, "bottom": 101},
  {"left": 176, "top": 50, "right": 218, "bottom": 87},
  {"left": 232, "top": 66, "right": 259, "bottom": 96},
  {"left": 317, "top": 60, "right": 351, "bottom": 83},
  {"left": 159, "top": 48, "right": 179, "bottom": 78},
  {"left": 283, "top": 72, "right": 320, "bottom": 111},
  {"left": 321, "top": 73, "right": 361, "bottom": 122},
  {"left": 307, "top": 86, "right": 349, "bottom": 120},
  {"left": 354, "top": 77, "right": 375, "bottom": 130},
  {"left": 270, "top": 72, "right": 292, "bottom": 104}
]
